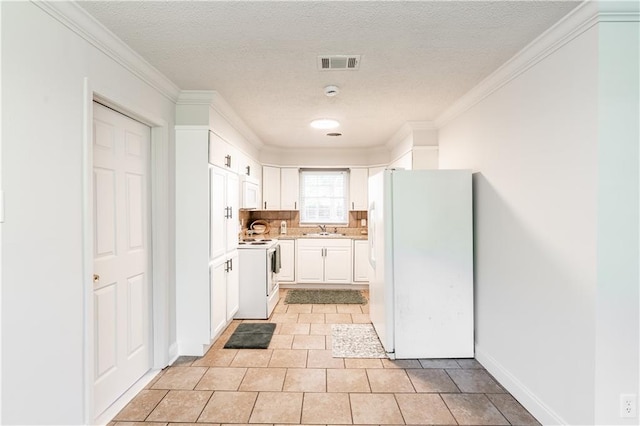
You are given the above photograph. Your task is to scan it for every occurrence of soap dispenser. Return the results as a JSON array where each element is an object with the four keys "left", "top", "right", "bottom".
[{"left": 280, "top": 220, "right": 287, "bottom": 235}]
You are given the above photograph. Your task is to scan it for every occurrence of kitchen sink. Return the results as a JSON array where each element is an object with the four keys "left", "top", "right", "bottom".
[{"left": 302, "top": 232, "right": 346, "bottom": 237}]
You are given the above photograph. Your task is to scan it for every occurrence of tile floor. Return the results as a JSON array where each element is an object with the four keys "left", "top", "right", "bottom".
[{"left": 109, "top": 290, "right": 540, "bottom": 426}]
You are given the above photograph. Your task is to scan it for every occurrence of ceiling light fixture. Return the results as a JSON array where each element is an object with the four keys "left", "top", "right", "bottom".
[
  {"left": 324, "top": 85, "right": 340, "bottom": 97},
  {"left": 310, "top": 119, "right": 340, "bottom": 129}
]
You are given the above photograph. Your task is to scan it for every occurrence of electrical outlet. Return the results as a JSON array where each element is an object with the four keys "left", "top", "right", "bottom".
[{"left": 620, "top": 394, "right": 637, "bottom": 418}]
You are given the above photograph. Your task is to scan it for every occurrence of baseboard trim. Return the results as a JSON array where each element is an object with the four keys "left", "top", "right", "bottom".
[
  {"left": 475, "top": 344, "right": 567, "bottom": 425},
  {"left": 280, "top": 283, "right": 369, "bottom": 290}
]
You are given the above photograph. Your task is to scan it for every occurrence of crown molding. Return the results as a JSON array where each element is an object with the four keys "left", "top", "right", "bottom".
[
  {"left": 34, "top": 2, "right": 181, "bottom": 102},
  {"left": 178, "top": 90, "right": 264, "bottom": 149},
  {"left": 434, "top": 1, "right": 639, "bottom": 128},
  {"left": 384, "top": 121, "right": 435, "bottom": 150}
]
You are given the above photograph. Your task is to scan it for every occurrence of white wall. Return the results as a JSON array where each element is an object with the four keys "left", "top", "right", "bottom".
[
  {"left": 438, "top": 17, "right": 639, "bottom": 425},
  {"left": 1, "top": 3, "right": 177, "bottom": 424}
]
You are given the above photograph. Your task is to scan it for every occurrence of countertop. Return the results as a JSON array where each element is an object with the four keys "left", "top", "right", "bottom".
[{"left": 242, "top": 228, "right": 368, "bottom": 241}]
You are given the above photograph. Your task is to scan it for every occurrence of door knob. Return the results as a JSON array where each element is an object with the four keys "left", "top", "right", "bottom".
[{"left": 93, "top": 274, "right": 100, "bottom": 282}]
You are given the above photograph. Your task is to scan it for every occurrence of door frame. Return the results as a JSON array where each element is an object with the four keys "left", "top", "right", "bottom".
[{"left": 82, "top": 78, "right": 172, "bottom": 424}]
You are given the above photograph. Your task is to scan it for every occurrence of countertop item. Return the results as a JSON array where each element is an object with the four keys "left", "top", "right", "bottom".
[{"left": 250, "top": 220, "right": 270, "bottom": 235}]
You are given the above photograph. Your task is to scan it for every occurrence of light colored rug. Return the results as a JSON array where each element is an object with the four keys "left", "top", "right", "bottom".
[{"left": 331, "top": 324, "right": 387, "bottom": 358}]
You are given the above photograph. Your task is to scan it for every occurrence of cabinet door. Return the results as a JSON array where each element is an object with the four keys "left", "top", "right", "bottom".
[
  {"left": 277, "top": 240, "right": 295, "bottom": 282},
  {"left": 349, "top": 168, "right": 368, "bottom": 210},
  {"left": 210, "top": 258, "right": 227, "bottom": 339},
  {"left": 262, "top": 166, "right": 281, "bottom": 210},
  {"left": 353, "top": 240, "right": 370, "bottom": 282},
  {"left": 324, "top": 243, "right": 353, "bottom": 284},
  {"left": 296, "top": 242, "right": 324, "bottom": 283},
  {"left": 280, "top": 168, "right": 299, "bottom": 210},
  {"left": 210, "top": 167, "right": 226, "bottom": 260},
  {"left": 226, "top": 251, "right": 239, "bottom": 321},
  {"left": 226, "top": 173, "right": 239, "bottom": 252}
]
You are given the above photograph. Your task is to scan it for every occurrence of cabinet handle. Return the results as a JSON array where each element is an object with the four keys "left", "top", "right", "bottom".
[
  {"left": 352, "top": 202, "right": 355, "bottom": 210},
  {"left": 264, "top": 201, "right": 267, "bottom": 209},
  {"left": 228, "top": 155, "right": 232, "bottom": 168},
  {"left": 228, "top": 207, "right": 233, "bottom": 219},
  {"left": 246, "top": 165, "right": 250, "bottom": 176},
  {"left": 229, "top": 258, "right": 233, "bottom": 271},
  {"left": 294, "top": 201, "right": 297, "bottom": 210},
  {"left": 224, "top": 259, "right": 230, "bottom": 272}
]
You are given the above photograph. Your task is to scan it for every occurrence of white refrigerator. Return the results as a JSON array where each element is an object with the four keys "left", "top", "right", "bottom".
[{"left": 368, "top": 169, "right": 474, "bottom": 359}]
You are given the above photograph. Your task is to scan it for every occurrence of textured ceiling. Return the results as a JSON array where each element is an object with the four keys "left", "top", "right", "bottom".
[{"left": 79, "top": 1, "right": 580, "bottom": 149}]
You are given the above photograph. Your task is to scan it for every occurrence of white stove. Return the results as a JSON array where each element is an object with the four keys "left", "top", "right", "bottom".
[{"left": 235, "top": 238, "right": 280, "bottom": 319}]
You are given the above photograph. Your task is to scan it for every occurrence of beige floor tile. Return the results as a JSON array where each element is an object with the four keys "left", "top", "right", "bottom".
[
  {"left": 192, "top": 349, "right": 238, "bottom": 367},
  {"left": 198, "top": 391, "right": 258, "bottom": 423},
  {"left": 302, "top": 393, "right": 352, "bottom": 424},
  {"left": 456, "top": 358, "right": 484, "bottom": 369},
  {"left": 150, "top": 366, "right": 208, "bottom": 390},
  {"left": 487, "top": 394, "right": 540, "bottom": 425},
  {"left": 170, "top": 423, "right": 218, "bottom": 426},
  {"left": 360, "top": 304, "right": 369, "bottom": 313},
  {"left": 366, "top": 368, "right": 415, "bottom": 393},
  {"left": 286, "top": 304, "right": 313, "bottom": 313},
  {"left": 325, "top": 313, "right": 353, "bottom": 324},
  {"left": 349, "top": 393, "right": 404, "bottom": 424},
  {"left": 270, "top": 313, "right": 299, "bottom": 323},
  {"left": 381, "top": 359, "right": 422, "bottom": 369},
  {"left": 113, "top": 422, "right": 168, "bottom": 426},
  {"left": 283, "top": 368, "right": 326, "bottom": 392},
  {"left": 272, "top": 303, "right": 288, "bottom": 314},
  {"left": 309, "top": 323, "right": 333, "bottom": 335},
  {"left": 230, "top": 349, "right": 273, "bottom": 367},
  {"left": 298, "top": 313, "right": 326, "bottom": 323},
  {"left": 446, "top": 369, "right": 505, "bottom": 393},
  {"left": 344, "top": 358, "right": 383, "bottom": 369},
  {"left": 327, "top": 369, "right": 371, "bottom": 392},
  {"left": 307, "top": 349, "right": 345, "bottom": 369},
  {"left": 144, "top": 370, "right": 166, "bottom": 389},
  {"left": 350, "top": 313, "right": 371, "bottom": 324},
  {"left": 195, "top": 367, "right": 247, "bottom": 391},
  {"left": 171, "top": 356, "right": 199, "bottom": 367},
  {"left": 406, "top": 368, "right": 459, "bottom": 393},
  {"left": 396, "top": 393, "right": 457, "bottom": 425},
  {"left": 336, "top": 304, "right": 363, "bottom": 314},
  {"left": 239, "top": 367, "right": 286, "bottom": 391},
  {"left": 113, "top": 389, "right": 168, "bottom": 421},
  {"left": 146, "top": 390, "right": 212, "bottom": 423},
  {"left": 292, "top": 334, "right": 326, "bottom": 350},
  {"left": 442, "top": 394, "right": 509, "bottom": 425},
  {"left": 312, "top": 304, "right": 338, "bottom": 313},
  {"left": 268, "top": 334, "right": 294, "bottom": 349},
  {"left": 278, "top": 323, "right": 311, "bottom": 335},
  {"left": 249, "top": 392, "right": 303, "bottom": 424},
  {"left": 419, "top": 358, "right": 460, "bottom": 369},
  {"left": 269, "top": 349, "right": 308, "bottom": 368}
]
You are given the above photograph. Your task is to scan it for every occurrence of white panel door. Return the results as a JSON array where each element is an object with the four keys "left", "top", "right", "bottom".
[
  {"left": 296, "top": 243, "right": 324, "bottom": 283},
  {"left": 280, "top": 168, "right": 299, "bottom": 210},
  {"left": 324, "top": 244, "right": 353, "bottom": 284},
  {"left": 226, "top": 251, "right": 239, "bottom": 321},
  {"left": 210, "top": 257, "right": 227, "bottom": 339},
  {"left": 93, "top": 102, "right": 151, "bottom": 418},
  {"left": 210, "top": 167, "right": 226, "bottom": 260},
  {"left": 225, "top": 173, "right": 239, "bottom": 252}
]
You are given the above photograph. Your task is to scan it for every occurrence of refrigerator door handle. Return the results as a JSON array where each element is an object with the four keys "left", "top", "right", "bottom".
[{"left": 368, "top": 201, "right": 376, "bottom": 269}]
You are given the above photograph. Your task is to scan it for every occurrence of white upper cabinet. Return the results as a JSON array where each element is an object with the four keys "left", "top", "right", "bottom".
[
  {"left": 209, "top": 131, "right": 239, "bottom": 174},
  {"left": 280, "top": 168, "right": 300, "bottom": 210},
  {"left": 349, "top": 168, "right": 368, "bottom": 211},
  {"left": 262, "top": 166, "right": 281, "bottom": 210}
]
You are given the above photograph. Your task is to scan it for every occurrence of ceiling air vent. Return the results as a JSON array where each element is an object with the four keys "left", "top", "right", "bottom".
[{"left": 318, "top": 55, "right": 361, "bottom": 71}]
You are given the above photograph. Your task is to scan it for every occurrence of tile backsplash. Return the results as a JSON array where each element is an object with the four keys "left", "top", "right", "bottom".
[{"left": 239, "top": 210, "right": 368, "bottom": 237}]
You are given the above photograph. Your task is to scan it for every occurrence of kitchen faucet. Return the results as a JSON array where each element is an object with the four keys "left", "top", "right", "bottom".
[{"left": 318, "top": 225, "right": 327, "bottom": 233}]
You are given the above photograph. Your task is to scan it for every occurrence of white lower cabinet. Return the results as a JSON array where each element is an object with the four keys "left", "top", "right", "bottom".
[
  {"left": 276, "top": 239, "right": 295, "bottom": 282},
  {"left": 353, "top": 240, "right": 370, "bottom": 282},
  {"left": 296, "top": 239, "right": 352, "bottom": 284},
  {"left": 210, "top": 250, "right": 239, "bottom": 339}
]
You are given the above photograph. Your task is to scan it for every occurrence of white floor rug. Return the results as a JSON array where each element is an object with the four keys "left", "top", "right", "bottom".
[{"left": 331, "top": 324, "right": 388, "bottom": 358}]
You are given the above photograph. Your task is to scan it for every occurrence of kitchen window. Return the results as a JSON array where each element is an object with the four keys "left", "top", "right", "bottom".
[{"left": 299, "top": 169, "right": 348, "bottom": 224}]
